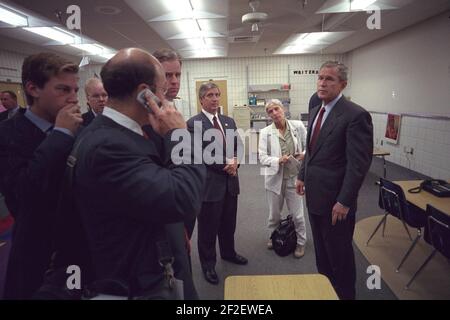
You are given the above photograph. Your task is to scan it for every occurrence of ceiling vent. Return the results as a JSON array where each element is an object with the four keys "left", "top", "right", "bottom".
[{"left": 228, "top": 35, "right": 260, "bottom": 43}]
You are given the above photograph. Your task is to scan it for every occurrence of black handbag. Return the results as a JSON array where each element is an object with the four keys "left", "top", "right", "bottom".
[{"left": 270, "top": 215, "right": 297, "bottom": 257}]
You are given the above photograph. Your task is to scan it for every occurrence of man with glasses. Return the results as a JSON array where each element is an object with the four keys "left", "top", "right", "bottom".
[{"left": 82, "top": 78, "right": 108, "bottom": 126}]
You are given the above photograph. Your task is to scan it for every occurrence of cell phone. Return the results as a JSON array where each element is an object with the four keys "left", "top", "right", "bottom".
[{"left": 137, "top": 88, "right": 162, "bottom": 113}]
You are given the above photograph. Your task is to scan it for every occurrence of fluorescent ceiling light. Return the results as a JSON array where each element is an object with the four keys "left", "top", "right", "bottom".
[
  {"left": 99, "top": 52, "right": 116, "bottom": 60},
  {"left": 317, "top": 0, "right": 397, "bottom": 13},
  {"left": 174, "top": 19, "right": 200, "bottom": 35},
  {"left": 351, "top": 0, "right": 377, "bottom": 10},
  {"left": 162, "top": 0, "right": 193, "bottom": 13},
  {"left": 24, "top": 27, "right": 77, "bottom": 44},
  {"left": 0, "top": 5, "right": 28, "bottom": 26},
  {"left": 169, "top": 30, "right": 224, "bottom": 40},
  {"left": 276, "top": 31, "right": 353, "bottom": 54},
  {"left": 70, "top": 43, "right": 105, "bottom": 55},
  {"left": 149, "top": 10, "right": 224, "bottom": 22},
  {"left": 294, "top": 32, "right": 333, "bottom": 45}
]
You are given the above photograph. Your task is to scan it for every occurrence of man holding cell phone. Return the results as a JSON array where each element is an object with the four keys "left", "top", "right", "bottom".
[{"left": 70, "top": 48, "right": 205, "bottom": 299}]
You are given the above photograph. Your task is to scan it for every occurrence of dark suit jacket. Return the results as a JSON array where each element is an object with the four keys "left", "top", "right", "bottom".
[
  {"left": 309, "top": 92, "right": 322, "bottom": 111},
  {"left": 0, "top": 110, "right": 9, "bottom": 121},
  {"left": 299, "top": 96, "right": 373, "bottom": 215},
  {"left": 0, "top": 111, "right": 75, "bottom": 299},
  {"left": 72, "top": 115, "right": 205, "bottom": 298},
  {"left": 187, "top": 112, "right": 241, "bottom": 202},
  {"left": 82, "top": 109, "right": 95, "bottom": 126}
]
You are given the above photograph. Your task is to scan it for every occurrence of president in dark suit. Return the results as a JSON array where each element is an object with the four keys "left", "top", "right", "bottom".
[
  {"left": 81, "top": 77, "right": 108, "bottom": 126},
  {"left": 71, "top": 48, "right": 205, "bottom": 299},
  {"left": 0, "top": 52, "right": 82, "bottom": 299},
  {"left": 296, "top": 61, "right": 373, "bottom": 300},
  {"left": 187, "top": 81, "right": 247, "bottom": 285}
]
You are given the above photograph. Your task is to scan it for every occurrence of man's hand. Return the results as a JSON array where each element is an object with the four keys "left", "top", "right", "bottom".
[
  {"left": 279, "top": 155, "right": 289, "bottom": 164},
  {"left": 55, "top": 104, "right": 83, "bottom": 135},
  {"left": 146, "top": 93, "right": 186, "bottom": 136},
  {"left": 224, "top": 157, "right": 238, "bottom": 176},
  {"left": 331, "top": 202, "right": 350, "bottom": 226},
  {"left": 294, "top": 152, "right": 305, "bottom": 161},
  {"left": 295, "top": 179, "right": 305, "bottom": 195}
]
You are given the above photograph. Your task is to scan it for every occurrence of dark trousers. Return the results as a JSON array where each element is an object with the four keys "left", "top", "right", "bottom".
[
  {"left": 308, "top": 210, "right": 356, "bottom": 300},
  {"left": 185, "top": 217, "right": 196, "bottom": 240},
  {"left": 197, "top": 193, "right": 238, "bottom": 270}
]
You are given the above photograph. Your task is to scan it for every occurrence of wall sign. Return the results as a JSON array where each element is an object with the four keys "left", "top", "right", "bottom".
[{"left": 292, "top": 69, "right": 319, "bottom": 76}]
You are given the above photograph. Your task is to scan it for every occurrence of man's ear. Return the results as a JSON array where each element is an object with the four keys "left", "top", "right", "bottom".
[
  {"left": 25, "top": 81, "right": 40, "bottom": 101},
  {"left": 341, "top": 80, "right": 348, "bottom": 90}
]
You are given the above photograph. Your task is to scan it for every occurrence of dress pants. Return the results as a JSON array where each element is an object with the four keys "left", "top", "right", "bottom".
[
  {"left": 267, "top": 178, "right": 307, "bottom": 245},
  {"left": 197, "top": 192, "right": 237, "bottom": 270},
  {"left": 308, "top": 210, "right": 356, "bottom": 300}
]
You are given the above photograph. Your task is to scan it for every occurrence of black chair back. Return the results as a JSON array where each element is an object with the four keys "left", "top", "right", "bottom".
[
  {"left": 425, "top": 205, "right": 450, "bottom": 259},
  {"left": 379, "top": 178, "right": 426, "bottom": 228}
]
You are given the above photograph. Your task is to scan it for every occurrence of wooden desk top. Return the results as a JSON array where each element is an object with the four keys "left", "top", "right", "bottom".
[
  {"left": 395, "top": 180, "right": 450, "bottom": 214},
  {"left": 224, "top": 274, "right": 338, "bottom": 300},
  {"left": 373, "top": 147, "right": 390, "bottom": 157}
]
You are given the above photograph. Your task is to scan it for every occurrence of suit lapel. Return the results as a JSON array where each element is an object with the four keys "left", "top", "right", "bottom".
[
  {"left": 308, "top": 96, "right": 345, "bottom": 160},
  {"left": 199, "top": 112, "right": 213, "bottom": 131}
]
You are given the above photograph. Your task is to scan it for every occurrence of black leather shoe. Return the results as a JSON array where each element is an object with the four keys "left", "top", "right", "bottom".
[
  {"left": 222, "top": 254, "right": 248, "bottom": 265},
  {"left": 203, "top": 268, "right": 219, "bottom": 285}
]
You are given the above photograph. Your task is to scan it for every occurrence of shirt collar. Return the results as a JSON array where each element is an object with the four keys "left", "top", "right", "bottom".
[
  {"left": 322, "top": 93, "right": 342, "bottom": 112},
  {"left": 202, "top": 109, "right": 218, "bottom": 123},
  {"left": 102, "top": 106, "right": 143, "bottom": 136},
  {"left": 24, "top": 107, "right": 53, "bottom": 133}
]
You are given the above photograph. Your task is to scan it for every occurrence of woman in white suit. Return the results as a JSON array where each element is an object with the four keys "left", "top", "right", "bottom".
[{"left": 258, "top": 99, "right": 307, "bottom": 258}]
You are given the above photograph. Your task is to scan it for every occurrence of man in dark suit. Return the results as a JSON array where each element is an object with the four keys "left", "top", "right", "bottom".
[
  {"left": 81, "top": 77, "right": 108, "bottom": 126},
  {"left": 296, "top": 61, "right": 373, "bottom": 300},
  {"left": 71, "top": 48, "right": 205, "bottom": 299},
  {"left": 0, "top": 52, "right": 82, "bottom": 299},
  {"left": 187, "top": 81, "right": 247, "bottom": 285},
  {"left": 0, "top": 91, "right": 20, "bottom": 121},
  {"left": 151, "top": 49, "right": 196, "bottom": 246}
]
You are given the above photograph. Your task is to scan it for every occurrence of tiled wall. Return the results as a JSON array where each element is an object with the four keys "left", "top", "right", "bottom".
[
  {"left": 0, "top": 50, "right": 25, "bottom": 84},
  {"left": 372, "top": 113, "right": 450, "bottom": 179},
  {"left": 180, "top": 53, "right": 347, "bottom": 119}
]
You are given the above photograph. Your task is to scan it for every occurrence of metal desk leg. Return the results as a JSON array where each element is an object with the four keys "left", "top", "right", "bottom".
[{"left": 383, "top": 156, "right": 387, "bottom": 178}]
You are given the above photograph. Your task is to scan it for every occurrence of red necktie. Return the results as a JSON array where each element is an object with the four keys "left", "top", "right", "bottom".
[
  {"left": 309, "top": 107, "right": 326, "bottom": 151},
  {"left": 213, "top": 116, "right": 226, "bottom": 147}
]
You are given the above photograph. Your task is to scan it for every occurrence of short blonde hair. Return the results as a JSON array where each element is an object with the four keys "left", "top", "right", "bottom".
[{"left": 265, "top": 99, "right": 283, "bottom": 112}]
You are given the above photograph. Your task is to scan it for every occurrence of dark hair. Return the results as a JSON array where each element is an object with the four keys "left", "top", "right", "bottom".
[
  {"left": 1, "top": 90, "right": 17, "bottom": 100},
  {"left": 22, "top": 52, "right": 78, "bottom": 105},
  {"left": 100, "top": 59, "right": 157, "bottom": 100},
  {"left": 320, "top": 61, "right": 348, "bottom": 81},
  {"left": 153, "top": 48, "right": 182, "bottom": 66},
  {"left": 198, "top": 81, "right": 220, "bottom": 99}
]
